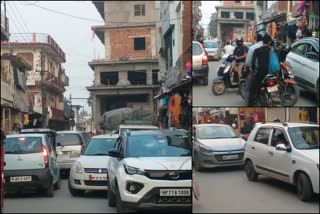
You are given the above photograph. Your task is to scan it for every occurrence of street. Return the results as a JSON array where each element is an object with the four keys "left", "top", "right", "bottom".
[
  {"left": 2, "top": 177, "right": 115, "bottom": 213},
  {"left": 193, "top": 60, "right": 318, "bottom": 107},
  {"left": 193, "top": 167, "right": 319, "bottom": 213}
]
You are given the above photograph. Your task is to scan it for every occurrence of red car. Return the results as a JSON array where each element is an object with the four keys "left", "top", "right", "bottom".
[{"left": 1, "top": 129, "right": 6, "bottom": 211}]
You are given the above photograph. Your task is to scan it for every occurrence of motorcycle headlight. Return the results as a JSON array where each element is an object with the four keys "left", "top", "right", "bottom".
[
  {"left": 123, "top": 164, "right": 145, "bottom": 176},
  {"left": 223, "top": 65, "right": 231, "bottom": 73},
  {"left": 72, "top": 162, "right": 83, "bottom": 174}
]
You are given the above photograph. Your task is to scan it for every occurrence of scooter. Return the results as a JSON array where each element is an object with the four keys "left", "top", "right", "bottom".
[{"left": 211, "top": 55, "right": 240, "bottom": 95}]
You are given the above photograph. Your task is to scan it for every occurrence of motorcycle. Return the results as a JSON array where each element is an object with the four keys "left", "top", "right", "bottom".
[
  {"left": 239, "top": 62, "right": 299, "bottom": 106},
  {"left": 212, "top": 55, "right": 241, "bottom": 95}
]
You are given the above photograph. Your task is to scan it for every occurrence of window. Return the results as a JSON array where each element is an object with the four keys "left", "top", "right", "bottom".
[
  {"left": 5, "top": 137, "right": 43, "bottom": 154},
  {"left": 221, "top": 11, "right": 230, "bottom": 18},
  {"left": 128, "top": 71, "right": 146, "bottom": 85},
  {"left": 134, "top": 37, "right": 146, "bottom": 50},
  {"left": 134, "top": 4, "right": 145, "bottom": 16},
  {"left": 234, "top": 12, "right": 243, "bottom": 19},
  {"left": 246, "top": 12, "right": 254, "bottom": 21},
  {"left": 291, "top": 43, "right": 308, "bottom": 56},
  {"left": 271, "top": 129, "right": 288, "bottom": 147},
  {"left": 235, "top": 0, "right": 240, "bottom": 3},
  {"left": 192, "top": 43, "right": 203, "bottom": 56},
  {"left": 101, "top": 72, "right": 118, "bottom": 86},
  {"left": 254, "top": 128, "right": 272, "bottom": 145},
  {"left": 152, "top": 70, "right": 159, "bottom": 85}
]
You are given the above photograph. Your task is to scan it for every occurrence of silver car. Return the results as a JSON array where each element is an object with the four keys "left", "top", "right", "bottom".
[
  {"left": 204, "top": 40, "right": 222, "bottom": 60},
  {"left": 192, "top": 41, "right": 209, "bottom": 85},
  {"left": 193, "top": 124, "right": 246, "bottom": 171}
]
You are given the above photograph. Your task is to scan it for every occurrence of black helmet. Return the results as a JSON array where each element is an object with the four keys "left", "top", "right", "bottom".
[
  {"left": 256, "top": 31, "right": 266, "bottom": 42},
  {"left": 236, "top": 36, "right": 243, "bottom": 46}
]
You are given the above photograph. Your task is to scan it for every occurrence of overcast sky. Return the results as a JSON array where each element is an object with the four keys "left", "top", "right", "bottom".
[
  {"left": 5, "top": 1, "right": 105, "bottom": 113},
  {"left": 200, "top": 1, "right": 221, "bottom": 29}
]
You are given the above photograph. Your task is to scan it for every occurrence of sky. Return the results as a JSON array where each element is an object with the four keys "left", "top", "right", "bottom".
[
  {"left": 5, "top": 1, "right": 105, "bottom": 114},
  {"left": 200, "top": 1, "right": 221, "bottom": 33}
]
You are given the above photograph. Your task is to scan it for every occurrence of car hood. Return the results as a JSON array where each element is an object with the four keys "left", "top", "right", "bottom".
[
  {"left": 298, "top": 149, "right": 319, "bottom": 163},
  {"left": 77, "top": 155, "right": 110, "bottom": 168},
  {"left": 197, "top": 138, "right": 245, "bottom": 151},
  {"left": 123, "top": 157, "right": 191, "bottom": 170}
]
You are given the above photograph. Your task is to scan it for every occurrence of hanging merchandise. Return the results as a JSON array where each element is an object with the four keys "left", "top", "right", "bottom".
[
  {"left": 271, "top": 22, "right": 277, "bottom": 38},
  {"left": 173, "top": 93, "right": 182, "bottom": 127}
]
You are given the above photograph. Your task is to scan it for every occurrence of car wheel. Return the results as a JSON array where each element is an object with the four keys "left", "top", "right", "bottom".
[
  {"left": 244, "top": 160, "right": 258, "bottom": 181},
  {"left": 116, "top": 188, "right": 129, "bottom": 213},
  {"left": 108, "top": 181, "right": 116, "bottom": 207},
  {"left": 68, "top": 179, "right": 85, "bottom": 197},
  {"left": 54, "top": 175, "right": 61, "bottom": 190},
  {"left": 45, "top": 183, "right": 54, "bottom": 197},
  {"left": 296, "top": 173, "right": 313, "bottom": 201},
  {"left": 194, "top": 153, "right": 202, "bottom": 172}
]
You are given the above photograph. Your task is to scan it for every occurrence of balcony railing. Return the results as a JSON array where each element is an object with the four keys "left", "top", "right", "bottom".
[
  {"left": 7, "top": 33, "right": 65, "bottom": 61},
  {"left": 43, "top": 71, "right": 65, "bottom": 92},
  {"left": 51, "top": 106, "right": 64, "bottom": 121}
]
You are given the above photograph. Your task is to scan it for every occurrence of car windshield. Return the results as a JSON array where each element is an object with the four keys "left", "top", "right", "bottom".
[
  {"left": 83, "top": 138, "right": 117, "bottom": 155},
  {"left": 193, "top": 43, "right": 203, "bottom": 55},
  {"left": 127, "top": 134, "right": 191, "bottom": 157},
  {"left": 288, "top": 126, "right": 319, "bottom": 150},
  {"left": 204, "top": 41, "right": 218, "bottom": 48},
  {"left": 56, "top": 133, "right": 82, "bottom": 146},
  {"left": 4, "top": 136, "right": 42, "bottom": 154},
  {"left": 198, "top": 126, "right": 238, "bottom": 139}
]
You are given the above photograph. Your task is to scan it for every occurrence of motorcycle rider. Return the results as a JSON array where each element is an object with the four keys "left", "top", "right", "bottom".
[
  {"left": 245, "top": 31, "right": 266, "bottom": 67},
  {"left": 224, "top": 40, "right": 235, "bottom": 55},
  {"left": 232, "top": 36, "right": 248, "bottom": 87},
  {"left": 247, "top": 34, "right": 272, "bottom": 106}
]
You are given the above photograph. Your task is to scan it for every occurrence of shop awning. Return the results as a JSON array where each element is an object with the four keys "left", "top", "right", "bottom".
[
  {"left": 168, "top": 78, "right": 191, "bottom": 93},
  {"left": 256, "top": 12, "right": 287, "bottom": 26}
]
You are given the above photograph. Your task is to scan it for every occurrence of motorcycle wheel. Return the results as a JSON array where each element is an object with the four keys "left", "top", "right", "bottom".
[
  {"left": 281, "top": 84, "right": 299, "bottom": 107},
  {"left": 239, "top": 80, "right": 246, "bottom": 100},
  {"left": 212, "top": 81, "right": 225, "bottom": 95}
]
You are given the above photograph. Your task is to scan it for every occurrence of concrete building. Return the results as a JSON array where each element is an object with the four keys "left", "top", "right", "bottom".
[
  {"left": 88, "top": 1, "right": 159, "bottom": 133},
  {"left": 216, "top": 0, "right": 255, "bottom": 43},
  {"left": 1, "top": 33, "right": 69, "bottom": 130},
  {"left": 1, "top": 1, "right": 9, "bottom": 41},
  {"left": 193, "top": 1, "right": 202, "bottom": 41},
  {"left": 71, "top": 105, "right": 82, "bottom": 131}
]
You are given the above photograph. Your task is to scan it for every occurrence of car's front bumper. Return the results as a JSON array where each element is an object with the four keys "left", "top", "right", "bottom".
[
  {"left": 197, "top": 150, "right": 244, "bottom": 168},
  {"left": 69, "top": 171, "right": 108, "bottom": 191}
]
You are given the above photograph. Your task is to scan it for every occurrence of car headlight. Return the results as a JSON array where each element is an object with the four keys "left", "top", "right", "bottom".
[
  {"left": 199, "top": 144, "right": 213, "bottom": 153},
  {"left": 123, "top": 164, "right": 145, "bottom": 176},
  {"left": 72, "top": 162, "right": 83, "bottom": 174},
  {"left": 223, "top": 65, "right": 231, "bottom": 73}
]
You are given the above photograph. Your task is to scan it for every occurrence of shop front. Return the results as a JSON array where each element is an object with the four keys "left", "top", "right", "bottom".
[{"left": 238, "top": 108, "right": 266, "bottom": 135}]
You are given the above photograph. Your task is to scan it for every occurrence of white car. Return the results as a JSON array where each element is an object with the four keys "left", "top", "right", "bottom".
[
  {"left": 68, "top": 134, "right": 118, "bottom": 196},
  {"left": 244, "top": 122, "right": 319, "bottom": 201},
  {"left": 107, "top": 130, "right": 192, "bottom": 213}
]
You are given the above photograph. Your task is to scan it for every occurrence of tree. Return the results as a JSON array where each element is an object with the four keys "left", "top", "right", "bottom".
[{"left": 208, "top": 13, "right": 218, "bottom": 38}]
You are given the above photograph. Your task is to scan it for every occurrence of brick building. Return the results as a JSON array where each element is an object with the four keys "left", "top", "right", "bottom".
[{"left": 88, "top": 1, "right": 159, "bottom": 133}]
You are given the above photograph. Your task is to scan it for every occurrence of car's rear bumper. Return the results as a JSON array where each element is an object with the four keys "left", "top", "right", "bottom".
[
  {"left": 193, "top": 65, "right": 209, "bottom": 78},
  {"left": 57, "top": 159, "right": 77, "bottom": 169},
  {"left": 4, "top": 169, "right": 52, "bottom": 193}
]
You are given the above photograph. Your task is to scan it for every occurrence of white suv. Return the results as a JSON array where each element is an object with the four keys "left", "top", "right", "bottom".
[
  {"left": 244, "top": 122, "right": 319, "bottom": 201},
  {"left": 107, "top": 130, "right": 192, "bottom": 213}
]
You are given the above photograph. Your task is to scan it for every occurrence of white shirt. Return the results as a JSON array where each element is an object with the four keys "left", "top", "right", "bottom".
[
  {"left": 224, "top": 45, "right": 235, "bottom": 55},
  {"left": 245, "top": 41, "right": 263, "bottom": 66}
]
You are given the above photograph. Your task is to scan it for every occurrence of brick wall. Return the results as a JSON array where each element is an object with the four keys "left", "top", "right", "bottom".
[
  {"left": 182, "top": 1, "right": 192, "bottom": 68},
  {"left": 109, "top": 27, "right": 155, "bottom": 60},
  {"left": 223, "top": 1, "right": 253, "bottom": 7}
]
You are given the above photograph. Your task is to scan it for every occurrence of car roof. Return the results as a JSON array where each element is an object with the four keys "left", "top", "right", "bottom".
[
  {"left": 126, "top": 130, "right": 182, "bottom": 136},
  {"left": 257, "top": 122, "right": 319, "bottom": 128},
  {"left": 20, "top": 128, "right": 56, "bottom": 134},
  {"left": 57, "top": 131, "right": 87, "bottom": 134},
  {"left": 193, "top": 123, "right": 231, "bottom": 128},
  {"left": 292, "top": 37, "right": 319, "bottom": 50},
  {"left": 7, "top": 133, "right": 46, "bottom": 138},
  {"left": 119, "top": 125, "right": 159, "bottom": 129},
  {"left": 91, "top": 134, "right": 119, "bottom": 139}
]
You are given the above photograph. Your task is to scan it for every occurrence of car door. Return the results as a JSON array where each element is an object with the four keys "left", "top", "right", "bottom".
[
  {"left": 250, "top": 127, "right": 272, "bottom": 174},
  {"left": 303, "top": 43, "right": 319, "bottom": 91},
  {"left": 192, "top": 42, "right": 204, "bottom": 70},
  {"left": 107, "top": 137, "right": 122, "bottom": 190},
  {"left": 46, "top": 136, "right": 59, "bottom": 183}
]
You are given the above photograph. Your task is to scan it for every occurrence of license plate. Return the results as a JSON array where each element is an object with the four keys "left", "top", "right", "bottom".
[
  {"left": 160, "top": 189, "right": 191, "bottom": 197},
  {"left": 267, "top": 85, "right": 278, "bottom": 92},
  {"left": 222, "top": 155, "right": 239, "bottom": 160},
  {"left": 10, "top": 176, "right": 32, "bottom": 182},
  {"left": 88, "top": 175, "right": 108, "bottom": 180}
]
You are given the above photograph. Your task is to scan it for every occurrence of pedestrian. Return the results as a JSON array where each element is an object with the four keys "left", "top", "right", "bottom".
[{"left": 223, "top": 40, "right": 235, "bottom": 55}]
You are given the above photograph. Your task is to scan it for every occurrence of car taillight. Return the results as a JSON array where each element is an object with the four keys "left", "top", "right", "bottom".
[
  {"left": 42, "top": 146, "right": 49, "bottom": 168},
  {"left": 202, "top": 55, "right": 208, "bottom": 65},
  {"left": 268, "top": 80, "right": 276, "bottom": 87}
]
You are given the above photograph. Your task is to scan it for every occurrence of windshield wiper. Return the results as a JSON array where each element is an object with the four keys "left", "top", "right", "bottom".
[
  {"left": 5, "top": 151, "right": 21, "bottom": 154},
  {"left": 90, "top": 153, "right": 107, "bottom": 156}
]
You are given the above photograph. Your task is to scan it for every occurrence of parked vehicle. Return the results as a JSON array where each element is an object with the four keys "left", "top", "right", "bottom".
[
  {"left": 239, "top": 62, "right": 299, "bottom": 106},
  {"left": 68, "top": 134, "right": 118, "bottom": 196},
  {"left": 56, "top": 131, "right": 90, "bottom": 172},
  {"left": 117, "top": 120, "right": 159, "bottom": 135},
  {"left": 212, "top": 55, "right": 237, "bottom": 95},
  {"left": 4, "top": 134, "right": 61, "bottom": 197},
  {"left": 244, "top": 122, "right": 319, "bottom": 201},
  {"left": 285, "top": 37, "right": 319, "bottom": 102},
  {"left": 192, "top": 41, "right": 209, "bottom": 85},
  {"left": 1, "top": 129, "right": 5, "bottom": 211},
  {"left": 107, "top": 130, "right": 192, "bottom": 213},
  {"left": 193, "top": 124, "right": 246, "bottom": 171},
  {"left": 204, "top": 39, "right": 222, "bottom": 61},
  {"left": 20, "top": 128, "right": 58, "bottom": 152}
]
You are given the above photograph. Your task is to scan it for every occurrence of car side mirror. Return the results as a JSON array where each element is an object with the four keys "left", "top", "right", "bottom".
[
  {"left": 107, "top": 148, "right": 120, "bottom": 158},
  {"left": 306, "top": 52, "right": 319, "bottom": 60},
  {"left": 276, "top": 143, "right": 290, "bottom": 152}
]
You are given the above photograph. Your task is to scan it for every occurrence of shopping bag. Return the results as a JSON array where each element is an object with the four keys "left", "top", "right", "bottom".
[{"left": 269, "top": 49, "right": 280, "bottom": 74}]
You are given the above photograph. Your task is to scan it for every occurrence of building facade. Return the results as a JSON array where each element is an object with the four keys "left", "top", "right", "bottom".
[
  {"left": 1, "top": 33, "right": 69, "bottom": 130},
  {"left": 88, "top": 1, "right": 159, "bottom": 134},
  {"left": 216, "top": 0, "right": 255, "bottom": 43},
  {"left": 193, "top": 1, "right": 202, "bottom": 41}
]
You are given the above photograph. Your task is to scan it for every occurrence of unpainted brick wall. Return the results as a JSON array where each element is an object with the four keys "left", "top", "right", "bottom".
[{"left": 182, "top": 1, "right": 192, "bottom": 66}]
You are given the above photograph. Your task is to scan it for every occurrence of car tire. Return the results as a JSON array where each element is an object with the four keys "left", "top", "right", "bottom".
[
  {"left": 45, "top": 183, "right": 54, "bottom": 197},
  {"left": 116, "top": 188, "right": 129, "bottom": 213},
  {"left": 68, "top": 179, "right": 84, "bottom": 197},
  {"left": 296, "top": 173, "right": 313, "bottom": 201},
  {"left": 244, "top": 160, "right": 258, "bottom": 181},
  {"left": 194, "top": 153, "right": 202, "bottom": 172},
  {"left": 54, "top": 175, "right": 61, "bottom": 190},
  {"left": 108, "top": 182, "right": 116, "bottom": 207}
]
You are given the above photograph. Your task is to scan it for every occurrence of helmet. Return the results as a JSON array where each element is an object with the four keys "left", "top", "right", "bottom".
[
  {"left": 256, "top": 31, "right": 266, "bottom": 42},
  {"left": 236, "top": 36, "right": 243, "bottom": 46}
]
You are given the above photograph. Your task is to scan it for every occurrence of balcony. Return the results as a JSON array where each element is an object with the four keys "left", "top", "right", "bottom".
[
  {"left": 1, "top": 6, "right": 10, "bottom": 41},
  {"left": 4, "top": 33, "right": 66, "bottom": 62},
  {"left": 43, "top": 71, "right": 66, "bottom": 93},
  {"left": 51, "top": 106, "right": 64, "bottom": 121}
]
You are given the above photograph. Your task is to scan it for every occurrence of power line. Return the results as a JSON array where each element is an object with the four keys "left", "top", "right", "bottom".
[
  {"left": 18, "top": 2, "right": 185, "bottom": 24},
  {"left": 20, "top": 1, "right": 39, "bottom": 6},
  {"left": 6, "top": 3, "right": 29, "bottom": 42},
  {"left": 11, "top": 2, "right": 33, "bottom": 33}
]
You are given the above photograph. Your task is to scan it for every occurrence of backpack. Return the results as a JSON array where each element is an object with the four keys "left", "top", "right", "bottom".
[{"left": 269, "top": 49, "right": 280, "bottom": 74}]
